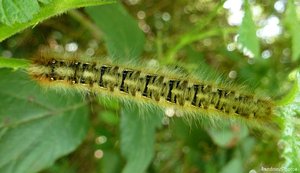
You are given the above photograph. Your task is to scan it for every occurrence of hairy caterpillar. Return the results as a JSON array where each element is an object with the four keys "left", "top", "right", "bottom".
[{"left": 28, "top": 53, "right": 274, "bottom": 127}]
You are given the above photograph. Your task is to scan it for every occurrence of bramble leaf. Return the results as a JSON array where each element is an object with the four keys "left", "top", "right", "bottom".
[
  {"left": 0, "top": 0, "right": 115, "bottom": 42},
  {"left": 0, "top": 69, "right": 89, "bottom": 173},
  {"left": 0, "top": 0, "right": 51, "bottom": 26}
]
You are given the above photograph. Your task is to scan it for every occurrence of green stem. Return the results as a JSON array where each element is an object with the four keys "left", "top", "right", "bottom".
[
  {"left": 276, "top": 81, "right": 298, "bottom": 106},
  {"left": 192, "top": 0, "right": 225, "bottom": 34},
  {"left": 162, "top": 0, "right": 227, "bottom": 64},
  {"left": 68, "top": 10, "right": 103, "bottom": 41},
  {"left": 164, "top": 27, "right": 237, "bottom": 64},
  {"left": 0, "top": 57, "right": 30, "bottom": 69}
]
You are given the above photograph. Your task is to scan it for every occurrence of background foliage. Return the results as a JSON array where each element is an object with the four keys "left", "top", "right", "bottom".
[{"left": 0, "top": 0, "right": 300, "bottom": 173}]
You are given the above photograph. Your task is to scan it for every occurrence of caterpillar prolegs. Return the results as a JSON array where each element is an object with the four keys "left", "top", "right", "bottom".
[{"left": 28, "top": 55, "right": 274, "bottom": 125}]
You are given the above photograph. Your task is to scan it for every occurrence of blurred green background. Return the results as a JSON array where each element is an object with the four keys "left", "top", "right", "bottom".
[{"left": 0, "top": 0, "right": 300, "bottom": 173}]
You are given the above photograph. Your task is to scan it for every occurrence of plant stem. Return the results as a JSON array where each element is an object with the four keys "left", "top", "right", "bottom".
[
  {"left": 68, "top": 10, "right": 103, "bottom": 41},
  {"left": 161, "top": 0, "right": 227, "bottom": 64},
  {"left": 164, "top": 27, "right": 237, "bottom": 64}
]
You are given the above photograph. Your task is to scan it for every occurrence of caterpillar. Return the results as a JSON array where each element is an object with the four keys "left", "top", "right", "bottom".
[{"left": 28, "top": 53, "right": 274, "bottom": 127}]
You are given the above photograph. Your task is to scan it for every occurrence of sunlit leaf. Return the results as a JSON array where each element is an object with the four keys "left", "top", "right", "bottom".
[{"left": 238, "top": 1, "right": 260, "bottom": 58}]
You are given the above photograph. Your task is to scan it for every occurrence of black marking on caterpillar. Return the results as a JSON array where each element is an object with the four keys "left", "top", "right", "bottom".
[{"left": 29, "top": 57, "right": 274, "bottom": 123}]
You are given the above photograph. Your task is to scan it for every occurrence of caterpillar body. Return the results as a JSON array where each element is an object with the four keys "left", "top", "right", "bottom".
[{"left": 28, "top": 55, "right": 274, "bottom": 126}]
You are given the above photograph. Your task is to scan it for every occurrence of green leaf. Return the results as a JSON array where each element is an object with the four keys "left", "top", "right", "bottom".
[
  {"left": 276, "top": 81, "right": 298, "bottom": 106},
  {"left": 220, "top": 157, "right": 243, "bottom": 173},
  {"left": 238, "top": 1, "right": 260, "bottom": 58},
  {"left": 85, "top": 3, "right": 145, "bottom": 59},
  {"left": 0, "top": 57, "right": 30, "bottom": 69},
  {"left": 120, "top": 105, "right": 162, "bottom": 173},
  {"left": 101, "top": 151, "right": 122, "bottom": 173},
  {"left": 0, "top": 0, "right": 115, "bottom": 42},
  {"left": 207, "top": 124, "right": 248, "bottom": 148},
  {"left": 0, "top": 0, "right": 51, "bottom": 26},
  {"left": 0, "top": 69, "right": 89, "bottom": 173},
  {"left": 98, "top": 110, "right": 119, "bottom": 125},
  {"left": 285, "top": 0, "right": 300, "bottom": 61}
]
